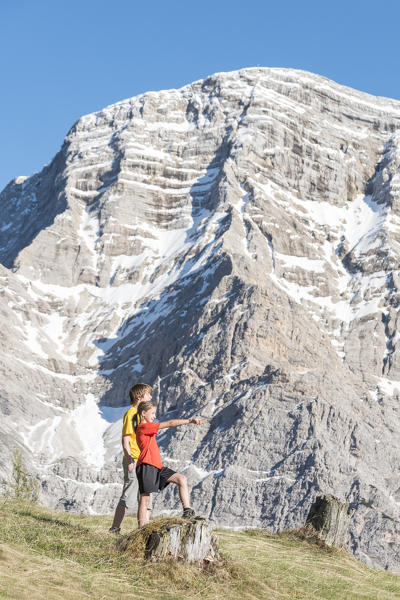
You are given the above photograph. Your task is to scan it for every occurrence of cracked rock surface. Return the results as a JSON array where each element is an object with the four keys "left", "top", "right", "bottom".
[{"left": 1, "top": 67, "right": 400, "bottom": 571}]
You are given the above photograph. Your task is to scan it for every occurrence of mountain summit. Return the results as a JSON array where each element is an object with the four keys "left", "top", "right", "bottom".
[{"left": 1, "top": 68, "right": 400, "bottom": 571}]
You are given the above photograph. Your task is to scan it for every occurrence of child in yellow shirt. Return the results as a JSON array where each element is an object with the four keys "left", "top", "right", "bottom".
[{"left": 109, "top": 383, "right": 153, "bottom": 533}]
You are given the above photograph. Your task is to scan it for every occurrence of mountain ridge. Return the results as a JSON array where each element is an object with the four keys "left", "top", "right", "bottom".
[{"left": 1, "top": 67, "right": 400, "bottom": 572}]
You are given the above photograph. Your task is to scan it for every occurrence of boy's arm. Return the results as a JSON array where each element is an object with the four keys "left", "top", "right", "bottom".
[
  {"left": 122, "top": 435, "right": 134, "bottom": 471},
  {"left": 158, "top": 417, "right": 205, "bottom": 430}
]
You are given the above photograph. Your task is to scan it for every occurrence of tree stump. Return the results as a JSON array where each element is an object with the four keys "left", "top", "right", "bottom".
[
  {"left": 305, "top": 494, "right": 351, "bottom": 547},
  {"left": 117, "top": 516, "right": 219, "bottom": 563}
]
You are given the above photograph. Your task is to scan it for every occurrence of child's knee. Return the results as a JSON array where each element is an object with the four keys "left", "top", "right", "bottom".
[{"left": 177, "top": 473, "right": 187, "bottom": 486}]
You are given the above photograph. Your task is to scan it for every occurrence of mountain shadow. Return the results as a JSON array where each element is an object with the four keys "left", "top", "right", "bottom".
[{"left": 0, "top": 146, "right": 69, "bottom": 269}]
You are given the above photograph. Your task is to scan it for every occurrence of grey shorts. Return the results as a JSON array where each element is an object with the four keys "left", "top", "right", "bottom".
[
  {"left": 118, "top": 457, "right": 153, "bottom": 509},
  {"left": 136, "top": 464, "right": 176, "bottom": 494}
]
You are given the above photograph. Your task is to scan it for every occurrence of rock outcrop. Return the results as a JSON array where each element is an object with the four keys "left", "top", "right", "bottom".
[{"left": 1, "top": 67, "right": 400, "bottom": 572}]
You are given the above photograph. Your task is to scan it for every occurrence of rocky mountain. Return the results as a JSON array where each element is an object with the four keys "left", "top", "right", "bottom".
[{"left": 1, "top": 67, "right": 400, "bottom": 572}]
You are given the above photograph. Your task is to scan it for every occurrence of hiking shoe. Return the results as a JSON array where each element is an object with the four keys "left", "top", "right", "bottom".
[
  {"left": 182, "top": 508, "right": 195, "bottom": 519},
  {"left": 109, "top": 526, "right": 121, "bottom": 534}
]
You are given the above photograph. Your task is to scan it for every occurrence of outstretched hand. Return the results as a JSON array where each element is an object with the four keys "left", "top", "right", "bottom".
[{"left": 189, "top": 417, "right": 207, "bottom": 425}]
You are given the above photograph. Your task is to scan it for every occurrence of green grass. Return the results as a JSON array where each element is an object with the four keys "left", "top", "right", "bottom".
[{"left": 0, "top": 499, "right": 399, "bottom": 599}]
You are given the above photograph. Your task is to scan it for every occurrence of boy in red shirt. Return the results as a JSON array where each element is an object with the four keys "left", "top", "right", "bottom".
[{"left": 134, "top": 400, "right": 205, "bottom": 527}]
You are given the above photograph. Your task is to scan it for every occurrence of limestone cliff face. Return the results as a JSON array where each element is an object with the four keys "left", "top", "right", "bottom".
[{"left": 1, "top": 68, "right": 400, "bottom": 571}]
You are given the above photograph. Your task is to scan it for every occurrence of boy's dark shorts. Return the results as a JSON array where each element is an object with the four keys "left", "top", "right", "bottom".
[{"left": 136, "top": 464, "right": 176, "bottom": 494}]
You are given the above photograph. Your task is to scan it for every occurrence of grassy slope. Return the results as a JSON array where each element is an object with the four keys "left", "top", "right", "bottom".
[{"left": 0, "top": 500, "right": 399, "bottom": 600}]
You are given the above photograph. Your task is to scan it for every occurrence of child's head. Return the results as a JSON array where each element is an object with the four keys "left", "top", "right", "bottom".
[
  {"left": 137, "top": 401, "right": 156, "bottom": 423},
  {"left": 129, "top": 383, "right": 152, "bottom": 407}
]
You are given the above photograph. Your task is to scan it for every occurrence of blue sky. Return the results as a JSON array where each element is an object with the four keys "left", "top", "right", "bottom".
[{"left": 1, "top": 0, "right": 399, "bottom": 191}]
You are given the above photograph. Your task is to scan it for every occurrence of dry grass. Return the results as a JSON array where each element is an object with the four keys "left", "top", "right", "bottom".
[
  {"left": 0, "top": 499, "right": 399, "bottom": 599},
  {"left": 218, "top": 529, "right": 400, "bottom": 599}
]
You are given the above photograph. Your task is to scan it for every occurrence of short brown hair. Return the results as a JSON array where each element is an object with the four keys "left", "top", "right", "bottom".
[{"left": 129, "top": 383, "right": 152, "bottom": 406}]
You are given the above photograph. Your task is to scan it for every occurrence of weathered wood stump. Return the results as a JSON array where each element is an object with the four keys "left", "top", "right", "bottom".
[
  {"left": 117, "top": 516, "right": 219, "bottom": 563},
  {"left": 305, "top": 494, "right": 351, "bottom": 547}
]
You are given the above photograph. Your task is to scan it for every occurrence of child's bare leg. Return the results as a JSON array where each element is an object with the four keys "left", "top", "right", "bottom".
[
  {"left": 167, "top": 473, "right": 190, "bottom": 508},
  {"left": 137, "top": 493, "right": 151, "bottom": 527}
]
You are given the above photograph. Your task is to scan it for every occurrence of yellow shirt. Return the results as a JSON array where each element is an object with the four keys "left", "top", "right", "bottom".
[{"left": 122, "top": 406, "right": 140, "bottom": 460}]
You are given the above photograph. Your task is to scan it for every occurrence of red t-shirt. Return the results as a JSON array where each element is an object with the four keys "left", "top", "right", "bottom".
[{"left": 136, "top": 422, "right": 162, "bottom": 469}]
